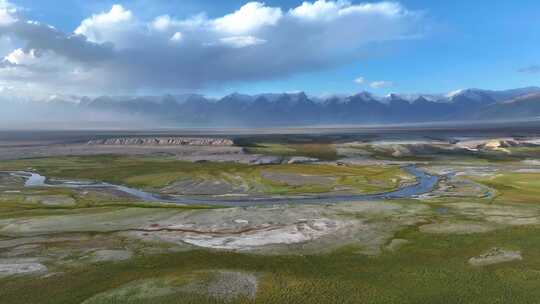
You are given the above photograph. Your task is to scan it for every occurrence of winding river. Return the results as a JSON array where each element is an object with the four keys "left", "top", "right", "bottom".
[{"left": 6, "top": 165, "right": 439, "bottom": 207}]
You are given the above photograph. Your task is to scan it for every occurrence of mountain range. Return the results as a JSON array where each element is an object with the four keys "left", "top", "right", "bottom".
[{"left": 2, "top": 87, "right": 540, "bottom": 127}]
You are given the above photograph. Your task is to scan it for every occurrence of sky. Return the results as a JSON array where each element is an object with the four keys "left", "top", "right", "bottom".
[{"left": 0, "top": 0, "right": 538, "bottom": 97}]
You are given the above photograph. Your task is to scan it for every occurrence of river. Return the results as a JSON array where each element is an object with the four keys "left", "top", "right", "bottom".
[{"left": 6, "top": 165, "right": 439, "bottom": 207}]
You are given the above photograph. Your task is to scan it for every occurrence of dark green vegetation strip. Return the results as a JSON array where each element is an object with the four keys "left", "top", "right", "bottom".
[
  {"left": 1, "top": 226, "right": 539, "bottom": 303},
  {"left": 244, "top": 143, "right": 338, "bottom": 161},
  {"left": 234, "top": 133, "right": 355, "bottom": 161}
]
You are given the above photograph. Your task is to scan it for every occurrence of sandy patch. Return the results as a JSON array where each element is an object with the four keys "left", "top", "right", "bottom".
[
  {"left": 287, "top": 157, "right": 318, "bottom": 164},
  {"left": 87, "top": 250, "right": 133, "bottom": 263},
  {"left": 469, "top": 247, "right": 522, "bottom": 266},
  {"left": 1, "top": 244, "right": 42, "bottom": 258},
  {"left": 522, "top": 159, "right": 540, "bottom": 166},
  {"left": 485, "top": 216, "right": 540, "bottom": 226},
  {"left": 0, "top": 203, "right": 404, "bottom": 254},
  {"left": 24, "top": 195, "right": 76, "bottom": 207},
  {"left": 419, "top": 221, "right": 497, "bottom": 234},
  {"left": 330, "top": 201, "right": 423, "bottom": 215},
  {"left": 0, "top": 258, "right": 47, "bottom": 277},
  {"left": 442, "top": 202, "right": 540, "bottom": 227},
  {"left": 181, "top": 218, "right": 352, "bottom": 250},
  {"left": 0, "top": 208, "right": 179, "bottom": 236},
  {"left": 124, "top": 202, "right": 429, "bottom": 255}
]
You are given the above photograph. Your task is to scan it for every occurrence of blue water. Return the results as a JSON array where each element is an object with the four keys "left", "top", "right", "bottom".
[{"left": 7, "top": 165, "right": 439, "bottom": 207}]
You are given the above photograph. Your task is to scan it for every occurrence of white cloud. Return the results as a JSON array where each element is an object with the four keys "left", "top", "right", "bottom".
[
  {"left": 290, "top": 1, "right": 410, "bottom": 22},
  {"left": 0, "top": 8, "right": 15, "bottom": 26},
  {"left": 354, "top": 77, "right": 365, "bottom": 85},
  {"left": 151, "top": 15, "right": 173, "bottom": 31},
  {"left": 213, "top": 2, "right": 283, "bottom": 34},
  {"left": 219, "top": 36, "right": 266, "bottom": 48},
  {"left": 74, "top": 4, "right": 133, "bottom": 44},
  {"left": 5, "top": 48, "right": 35, "bottom": 64},
  {"left": 4, "top": 48, "right": 81, "bottom": 73},
  {"left": 340, "top": 2, "right": 406, "bottom": 17},
  {"left": 0, "top": 1, "right": 423, "bottom": 94},
  {"left": 290, "top": 0, "right": 346, "bottom": 21},
  {"left": 0, "top": 0, "right": 17, "bottom": 27},
  {"left": 370, "top": 81, "right": 394, "bottom": 89},
  {"left": 0, "top": 0, "right": 14, "bottom": 9},
  {"left": 0, "top": 47, "right": 84, "bottom": 94}
]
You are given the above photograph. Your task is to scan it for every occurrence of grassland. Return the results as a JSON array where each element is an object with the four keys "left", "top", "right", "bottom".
[
  {"left": 2, "top": 137, "right": 540, "bottom": 303},
  {"left": 0, "top": 155, "right": 412, "bottom": 195},
  {"left": 475, "top": 172, "right": 540, "bottom": 204},
  {"left": 244, "top": 142, "right": 338, "bottom": 161},
  {"left": 507, "top": 146, "right": 540, "bottom": 158},
  {"left": 1, "top": 224, "right": 540, "bottom": 304}
]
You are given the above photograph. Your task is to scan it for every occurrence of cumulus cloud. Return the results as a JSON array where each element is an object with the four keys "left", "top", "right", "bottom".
[
  {"left": 291, "top": 0, "right": 405, "bottom": 21},
  {"left": 0, "top": 0, "right": 424, "bottom": 94},
  {"left": 213, "top": 2, "right": 282, "bottom": 34},
  {"left": 518, "top": 64, "right": 540, "bottom": 74},
  {"left": 370, "top": 80, "right": 394, "bottom": 88},
  {"left": 74, "top": 4, "right": 136, "bottom": 48},
  {"left": 5, "top": 48, "right": 36, "bottom": 64}
]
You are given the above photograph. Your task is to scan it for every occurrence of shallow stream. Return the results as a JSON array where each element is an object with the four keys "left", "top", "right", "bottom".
[{"left": 6, "top": 165, "right": 439, "bottom": 207}]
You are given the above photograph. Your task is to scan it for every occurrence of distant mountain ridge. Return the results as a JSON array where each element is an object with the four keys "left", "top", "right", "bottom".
[{"left": 2, "top": 87, "right": 540, "bottom": 126}]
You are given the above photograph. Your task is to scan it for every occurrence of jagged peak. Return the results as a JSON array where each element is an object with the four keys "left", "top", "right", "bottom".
[{"left": 351, "top": 91, "right": 376, "bottom": 100}]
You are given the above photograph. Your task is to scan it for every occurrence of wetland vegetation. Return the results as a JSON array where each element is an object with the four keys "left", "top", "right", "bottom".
[
  {"left": 0, "top": 155, "right": 413, "bottom": 196},
  {"left": 1, "top": 132, "right": 540, "bottom": 303}
]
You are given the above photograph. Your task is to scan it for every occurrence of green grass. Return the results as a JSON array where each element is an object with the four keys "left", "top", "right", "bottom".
[
  {"left": 244, "top": 143, "right": 338, "bottom": 161},
  {"left": 0, "top": 183, "right": 218, "bottom": 212},
  {"left": 2, "top": 154, "right": 540, "bottom": 302},
  {"left": 2, "top": 225, "right": 540, "bottom": 303},
  {"left": 262, "top": 163, "right": 412, "bottom": 194},
  {"left": 475, "top": 172, "right": 540, "bottom": 204},
  {"left": 0, "top": 155, "right": 412, "bottom": 195},
  {"left": 507, "top": 147, "right": 540, "bottom": 158},
  {"left": 4, "top": 153, "right": 540, "bottom": 302}
]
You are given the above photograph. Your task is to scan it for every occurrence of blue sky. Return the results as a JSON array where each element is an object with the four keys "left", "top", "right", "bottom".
[{"left": 2, "top": 0, "right": 540, "bottom": 96}]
